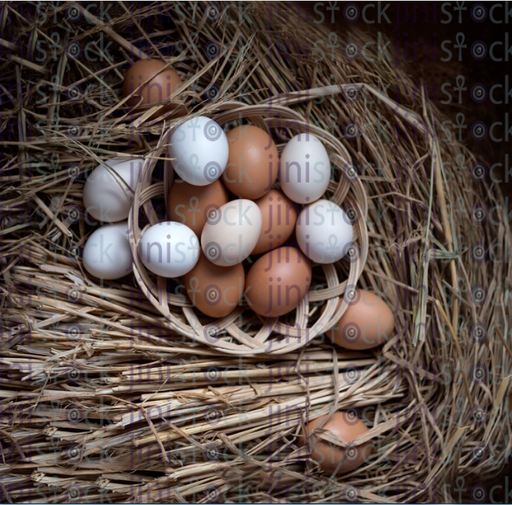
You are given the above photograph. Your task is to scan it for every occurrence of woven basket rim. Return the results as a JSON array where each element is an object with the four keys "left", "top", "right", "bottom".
[{"left": 128, "top": 102, "right": 370, "bottom": 355}]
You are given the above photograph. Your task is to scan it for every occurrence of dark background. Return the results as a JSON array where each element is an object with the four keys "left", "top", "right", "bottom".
[{"left": 307, "top": 0, "right": 512, "bottom": 200}]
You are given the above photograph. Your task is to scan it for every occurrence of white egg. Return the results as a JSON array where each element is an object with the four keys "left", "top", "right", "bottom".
[
  {"left": 170, "top": 116, "right": 228, "bottom": 186},
  {"left": 201, "top": 199, "right": 262, "bottom": 267},
  {"left": 83, "top": 222, "right": 133, "bottom": 279},
  {"left": 83, "top": 157, "right": 143, "bottom": 223},
  {"left": 279, "top": 133, "right": 331, "bottom": 204},
  {"left": 296, "top": 199, "right": 353, "bottom": 264},
  {"left": 139, "top": 221, "right": 199, "bottom": 278}
]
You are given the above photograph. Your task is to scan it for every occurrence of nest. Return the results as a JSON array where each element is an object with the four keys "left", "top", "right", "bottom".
[{"left": 1, "top": 2, "right": 510, "bottom": 503}]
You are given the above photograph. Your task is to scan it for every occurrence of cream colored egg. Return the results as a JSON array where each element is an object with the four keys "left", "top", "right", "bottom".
[{"left": 201, "top": 199, "right": 262, "bottom": 267}]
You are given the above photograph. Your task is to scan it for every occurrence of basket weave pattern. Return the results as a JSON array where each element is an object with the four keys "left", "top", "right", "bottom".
[{"left": 130, "top": 104, "right": 368, "bottom": 354}]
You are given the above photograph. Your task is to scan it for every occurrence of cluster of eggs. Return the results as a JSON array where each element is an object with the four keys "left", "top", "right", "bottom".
[
  {"left": 81, "top": 58, "right": 396, "bottom": 345},
  {"left": 82, "top": 59, "right": 360, "bottom": 319},
  {"left": 80, "top": 59, "right": 396, "bottom": 473}
]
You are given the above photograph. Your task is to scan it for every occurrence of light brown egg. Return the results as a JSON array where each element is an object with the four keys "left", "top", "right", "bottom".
[
  {"left": 168, "top": 179, "right": 229, "bottom": 237},
  {"left": 245, "top": 246, "right": 311, "bottom": 318},
  {"left": 326, "top": 289, "right": 395, "bottom": 350},
  {"left": 123, "top": 59, "right": 182, "bottom": 113},
  {"left": 223, "top": 125, "right": 279, "bottom": 199},
  {"left": 252, "top": 189, "right": 298, "bottom": 255},
  {"left": 299, "top": 412, "right": 373, "bottom": 473},
  {"left": 183, "top": 253, "right": 245, "bottom": 318}
]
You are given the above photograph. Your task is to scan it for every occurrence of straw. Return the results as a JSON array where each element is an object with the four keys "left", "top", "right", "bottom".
[{"left": 0, "top": 2, "right": 509, "bottom": 503}]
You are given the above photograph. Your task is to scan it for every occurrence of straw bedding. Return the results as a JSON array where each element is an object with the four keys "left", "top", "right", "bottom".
[{"left": 0, "top": 2, "right": 510, "bottom": 503}]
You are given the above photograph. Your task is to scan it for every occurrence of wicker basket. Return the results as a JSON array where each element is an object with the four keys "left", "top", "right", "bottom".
[{"left": 130, "top": 102, "right": 368, "bottom": 355}]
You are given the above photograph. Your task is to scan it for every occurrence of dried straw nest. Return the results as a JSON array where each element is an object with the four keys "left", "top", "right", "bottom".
[{"left": 0, "top": 2, "right": 510, "bottom": 504}]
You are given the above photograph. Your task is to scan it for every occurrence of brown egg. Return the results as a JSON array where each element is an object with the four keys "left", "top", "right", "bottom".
[
  {"left": 252, "top": 189, "right": 298, "bottom": 255},
  {"left": 299, "top": 412, "right": 373, "bottom": 473},
  {"left": 168, "top": 179, "right": 229, "bottom": 236},
  {"left": 223, "top": 125, "right": 279, "bottom": 199},
  {"left": 245, "top": 246, "right": 311, "bottom": 318},
  {"left": 326, "top": 289, "right": 395, "bottom": 350},
  {"left": 123, "top": 59, "right": 182, "bottom": 112},
  {"left": 183, "top": 254, "right": 245, "bottom": 318}
]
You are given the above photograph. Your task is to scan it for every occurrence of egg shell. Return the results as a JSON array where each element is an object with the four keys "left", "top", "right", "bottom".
[
  {"left": 253, "top": 189, "right": 298, "bottom": 255},
  {"left": 83, "top": 222, "right": 133, "bottom": 280},
  {"left": 326, "top": 290, "right": 395, "bottom": 350},
  {"left": 183, "top": 254, "right": 245, "bottom": 318},
  {"left": 170, "top": 116, "right": 228, "bottom": 186},
  {"left": 223, "top": 125, "right": 279, "bottom": 199},
  {"left": 83, "top": 158, "right": 143, "bottom": 224},
  {"left": 245, "top": 246, "right": 311, "bottom": 317},
  {"left": 168, "top": 179, "right": 229, "bottom": 237},
  {"left": 201, "top": 199, "right": 262, "bottom": 267},
  {"left": 279, "top": 133, "right": 331, "bottom": 204},
  {"left": 296, "top": 199, "right": 353, "bottom": 264},
  {"left": 138, "top": 221, "right": 199, "bottom": 278},
  {"left": 299, "top": 412, "right": 373, "bottom": 473},
  {"left": 123, "top": 59, "right": 182, "bottom": 112}
]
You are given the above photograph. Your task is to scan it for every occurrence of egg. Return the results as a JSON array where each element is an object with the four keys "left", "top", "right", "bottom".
[
  {"left": 201, "top": 199, "right": 262, "bottom": 267},
  {"left": 83, "top": 222, "right": 132, "bottom": 280},
  {"left": 245, "top": 246, "right": 311, "bottom": 317},
  {"left": 253, "top": 189, "right": 298, "bottom": 255},
  {"left": 296, "top": 199, "right": 353, "bottom": 264},
  {"left": 326, "top": 289, "right": 395, "bottom": 350},
  {"left": 279, "top": 133, "right": 331, "bottom": 204},
  {"left": 299, "top": 412, "right": 373, "bottom": 473},
  {"left": 223, "top": 125, "right": 279, "bottom": 199},
  {"left": 138, "top": 221, "right": 199, "bottom": 278},
  {"left": 183, "top": 253, "right": 245, "bottom": 318},
  {"left": 122, "top": 59, "right": 182, "bottom": 113},
  {"left": 83, "top": 157, "right": 143, "bottom": 224},
  {"left": 169, "top": 116, "right": 228, "bottom": 186},
  {"left": 168, "top": 179, "right": 229, "bottom": 236}
]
